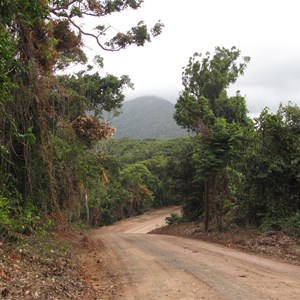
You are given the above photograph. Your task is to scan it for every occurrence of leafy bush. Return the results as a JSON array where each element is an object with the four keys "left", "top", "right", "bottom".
[
  {"left": 259, "top": 211, "right": 300, "bottom": 235},
  {"left": 0, "top": 195, "right": 42, "bottom": 241},
  {"left": 165, "top": 212, "right": 183, "bottom": 225},
  {"left": 10, "top": 200, "right": 40, "bottom": 234},
  {"left": 283, "top": 212, "right": 300, "bottom": 233},
  {"left": 0, "top": 196, "right": 10, "bottom": 226},
  {"left": 0, "top": 196, "right": 18, "bottom": 241}
]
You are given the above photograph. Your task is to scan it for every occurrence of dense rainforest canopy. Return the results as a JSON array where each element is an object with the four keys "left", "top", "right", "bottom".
[
  {"left": 174, "top": 47, "right": 300, "bottom": 231},
  {"left": 0, "top": 0, "right": 164, "bottom": 236},
  {"left": 0, "top": 1, "right": 299, "bottom": 240}
]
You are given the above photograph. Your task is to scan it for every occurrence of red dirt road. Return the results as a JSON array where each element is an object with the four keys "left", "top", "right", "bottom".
[{"left": 91, "top": 207, "right": 300, "bottom": 299}]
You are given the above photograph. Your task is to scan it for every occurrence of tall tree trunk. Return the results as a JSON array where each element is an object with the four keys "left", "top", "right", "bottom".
[
  {"left": 85, "top": 193, "right": 89, "bottom": 224},
  {"left": 204, "top": 180, "right": 209, "bottom": 232}
]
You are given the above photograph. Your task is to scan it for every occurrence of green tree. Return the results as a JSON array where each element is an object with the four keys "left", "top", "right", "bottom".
[
  {"left": 193, "top": 118, "right": 244, "bottom": 229},
  {"left": 57, "top": 72, "right": 133, "bottom": 121},
  {"left": 240, "top": 103, "right": 300, "bottom": 225},
  {"left": 119, "top": 162, "right": 155, "bottom": 216},
  {"left": 165, "top": 138, "right": 203, "bottom": 220},
  {"left": 174, "top": 47, "right": 250, "bottom": 132},
  {"left": 0, "top": 0, "right": 163, "bottom": 229},
  {"left": 50, "top": 0, "right": 163, "bottom": 53},
  {"left": 100, "top": 137, "right": 189, "bottom": 217},
  {"left": 174, "top": 47, "right": 250, "bottom": 231}
]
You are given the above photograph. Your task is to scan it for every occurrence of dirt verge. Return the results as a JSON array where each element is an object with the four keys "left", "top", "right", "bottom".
[
  {"left": 1, "top": 210, "right": 299, "bottom": 299},
  {"left": 150, "top": 221, "right": 300, "bottom": 265},
  {"left": 0, "top": 227, "right": 115, "bottom": 300}
]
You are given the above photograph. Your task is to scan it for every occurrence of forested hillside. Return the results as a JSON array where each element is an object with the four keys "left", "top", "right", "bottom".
[{"left": 108, "top": 96, "right": 188, "bottom": 139}]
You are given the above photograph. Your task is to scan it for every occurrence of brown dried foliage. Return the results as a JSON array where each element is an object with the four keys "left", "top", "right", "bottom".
[{"left": 72, "top": 115, "right": 116, "bottom": 145}]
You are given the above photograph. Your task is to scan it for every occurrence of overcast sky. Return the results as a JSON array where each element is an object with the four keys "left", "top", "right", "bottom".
[{"left": 81, "top": 0, "right": 300, "bottom": 115}]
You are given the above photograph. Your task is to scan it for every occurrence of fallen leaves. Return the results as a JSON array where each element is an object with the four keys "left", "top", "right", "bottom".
[{"left": 0, "top": 233, "right": 99, "bottom": 299}]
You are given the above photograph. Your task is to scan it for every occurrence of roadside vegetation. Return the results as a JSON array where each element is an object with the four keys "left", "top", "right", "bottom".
[
  {"left": 0, "top": 0, "right": 299, "bottom": 298},
  {"left": 0, "top": 1, "right": 299, "bottom": 243},
  {"left": 0, "top": 0, "right": 163, "bottom": 240},
  {"left": 1, "top": 0, "right": 299, "bottom": 240}
]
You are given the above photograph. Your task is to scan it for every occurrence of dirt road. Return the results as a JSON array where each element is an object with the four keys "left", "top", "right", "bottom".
[{"left": 91, "top": 207, "right": 300, "bottom": 299}]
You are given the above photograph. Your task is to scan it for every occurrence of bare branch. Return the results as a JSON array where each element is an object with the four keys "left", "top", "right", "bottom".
[
  {"left": 50, "top": 0, "right": 78, "bottom": 12},
  {"left": 67, "top": 17, "right": 123, "bottom": 51}
]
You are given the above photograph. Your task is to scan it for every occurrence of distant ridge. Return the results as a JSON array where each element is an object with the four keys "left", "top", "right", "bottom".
[{"left": 109, "top": 96, "right": 188, "bottom": 139}]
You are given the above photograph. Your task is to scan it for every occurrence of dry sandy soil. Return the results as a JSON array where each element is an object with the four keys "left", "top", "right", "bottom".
[{"left": 1, "top": 206, "right": 299, "bottom": 299}]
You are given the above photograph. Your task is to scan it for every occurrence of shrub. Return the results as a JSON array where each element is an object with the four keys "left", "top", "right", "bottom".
[
  {"left": 165, "top": 212, "right": 183, "bottom": 225},
  {"left": 283, "top": 212, "right": 300, "bottom": 234}
]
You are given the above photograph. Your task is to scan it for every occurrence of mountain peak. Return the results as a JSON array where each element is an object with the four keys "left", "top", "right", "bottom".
[{"left": 110, "top": 96, "right": 187, "bottom": 139}]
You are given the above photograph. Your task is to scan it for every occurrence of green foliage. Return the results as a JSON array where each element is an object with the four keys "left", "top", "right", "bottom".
[
  {"left": 174, "top": 46, "right": 250, "bottom": 231},
  {"left": 214, "top": 91, "right": 249, "bottom": 125},
  {"left": 89, "top": 73, "right": 133, "bottom": 115},
  {"left": 258, "top": 211, "right": 300, "bottom": 235},
  {"left": 14, "top": 200, "right": 41, "bottom": 234},
  {"left": 106, "top": 20, "right": 164, "bottom": 50},
  {"left": 165, "top": 212, "right": 183, "bottom": 225},
  {"left": 15, "top": 127, "right": 36, "bottom": 145},
  {"left": 283, "top": 212, "right": 300, "bottom": 233},
  {"left": 174, "top": 46, "right": 250, "bottom": 133},
  {"left": 0, "top": 0, "right": 163, "bottom": 233},
  {"left": 119, "top": 162, "right": 155, "bottom": 215},
  {"left": 1, "top": 0, "right": 298, "bottom": 236},
  {"left": 0, "top": 23, "right": 18, "bottom": 100},
  {"left": 163, "top": 138, "right": 203, "bottom": 220},
  {"left": 174, "top": 93, "right": 215, "bottom": 133},
  {"left": 0, "top": 195, "right": 41, "bottom": 241},
  {"left": 240, "top": 103, "right": 300, "bottom": 225},
  {"left": 193, "top": 118, "right": 244, "bottom": 180},
  {"left": 0, "top": 197, "right": 10, "bottom": 226},
  {"left": 103, "top": 137, "right": 187, "bottom": 165},
  {"left": 58, "top": 72, "right": 133, "bottom": 119},
  {"left": 107, "top": 139, "right": 173, "bottom": 209},
  {"left": 91, "top": 137, "right": 194, "bottom": 224}
]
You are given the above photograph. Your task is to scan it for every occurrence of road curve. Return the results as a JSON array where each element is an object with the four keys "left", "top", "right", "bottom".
[{"left": 92, "top": 207, "right": 300, "bottom": 300}]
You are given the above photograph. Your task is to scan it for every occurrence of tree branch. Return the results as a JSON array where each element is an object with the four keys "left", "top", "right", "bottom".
[
  {"left": 68, "top": 18, "right": 123, "bottom": 51},
  {"left": 50, "top": 0, "right": 78, "bottom": 12}
]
